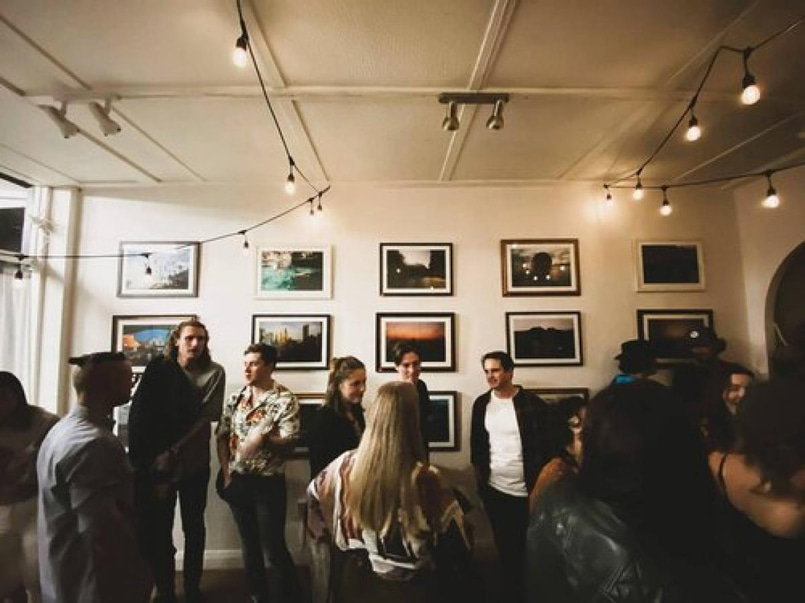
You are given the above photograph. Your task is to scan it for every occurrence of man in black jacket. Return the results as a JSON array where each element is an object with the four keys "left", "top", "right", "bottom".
[
  {"left": 470, "top": 350, "right": 547, "bottom": 603},
  {"left": 128, "top": 319, "right": 225, "bottom": 603}
]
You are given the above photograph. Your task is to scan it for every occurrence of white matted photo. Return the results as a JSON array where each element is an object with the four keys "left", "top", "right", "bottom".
[
  {"left": 506, "top": 311, "right": 583, "bottom": 366},
  {"left": 636, "top": 240, "right": 705, "bottom": 292},
  {"left": 376, "top": 313, "right": 456, "bottom": 372},
  {"left": 256, "top": 246, "right": 332, "bottom": 299},
  {"left": 501, "top": 239, "right": 581, "bottom": 296},
  {"left": 118, "top": 241, "right": 200, "bottom": 297},
  {"left": 380, "top": 243, "right": 453, "bottom": 296}
]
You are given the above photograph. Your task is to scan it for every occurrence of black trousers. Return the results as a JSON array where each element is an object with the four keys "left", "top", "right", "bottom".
[
  {"left": 226, "top": 473, "right": 301, "bottom": 603},
  {"left": 481, "top": 484, "right": 529, "bottom": 603},
  {"left": 134, "top": 467, "right": 210, "bottom": 596}
]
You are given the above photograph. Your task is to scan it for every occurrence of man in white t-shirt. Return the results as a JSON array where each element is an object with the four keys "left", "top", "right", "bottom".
[{"left": 470, "top": 351, "right": 547, "bottom": 603}]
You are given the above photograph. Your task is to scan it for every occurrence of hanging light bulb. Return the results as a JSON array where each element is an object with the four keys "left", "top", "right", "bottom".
[
  {"left": 13, "top": 256, "right": 25, "bottom": 288},
  {"left": 660, "top": 186, "right": 672, "bottom": 216},
  {"left": 740, "top": 49, "right": 760, "bottom": 105},
  {"left": 233, "top": 33, "right": 249, "bottom": 68},
  {"left": 309, "top": 200, "right": 315, "bottom": 216},
  {"left": 240, "top": 231, "right": 251, "bottom": 256},
  {"left": 685, "top": 113, "right": 701, "bottom": 142},
  {"left": 604, "top": 186, "right": 613, "bottom": 207},
  {"left": 316, "top": 192, "right": 323, "bottom": 212},
  {"left": 762, "top": 171, "right": 780, "bottom": 208},
  {"left": 633, "top": 176, "right": 645, "bottom": 201},
  {"left": 285, "top": 160, "right": 296, "bottom": 195}
]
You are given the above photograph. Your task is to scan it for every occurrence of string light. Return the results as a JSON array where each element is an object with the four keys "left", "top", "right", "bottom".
[
  {"left": 309, "top": 200, "right": 315, "bottom": 216},
  {"left": 740, "top": 48, "right": 760, "bottom": 106},
  {"left": 685, "top": 111, "right": 701, "bottom": 142},
  {"left": 632, "top": 174, "right": 644, "bottom": 201},
  {"left": 316, "top": 192, "right": 323, "bottom": 212},
  {"left": 13, "top": 255, "right": 25, "bottom": 288},
  {"left": 604, "top": 186, "right": 613, "bottom": 207},
  {"left": 233, "top": 33, "right": 249, "bottom": 67},
  {"left": 762, "top": 171, "right": 780, "bottom": 208},
  {"left": 285, "top": 161, "right": 296, "bottom": 195},
  {"left": 240, "top": 230, "right": 250, "bottom": 255},
  {"left": 660, "top": 186, "right": 672, "bottom": 216}
]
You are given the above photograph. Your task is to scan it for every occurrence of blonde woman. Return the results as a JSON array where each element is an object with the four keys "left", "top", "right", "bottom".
[{"left": 307, "top": 382, "right": 481, "bottom": 603}]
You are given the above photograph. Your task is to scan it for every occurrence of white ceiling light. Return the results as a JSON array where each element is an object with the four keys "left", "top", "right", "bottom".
[
  {"left": 88, "top": 99, "right": 122, "bottom": 136},
  {"left": 39, "top": 103, "right": 79, "bottom": 138}
]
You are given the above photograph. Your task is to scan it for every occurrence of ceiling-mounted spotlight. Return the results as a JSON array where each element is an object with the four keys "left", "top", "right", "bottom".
[
  {"left": 442, "top": 101, "right": 459, "bottom": 131},
  {"left": 486, "top": 99, "right": 505, "bottom": 130},
  {"left": 740, "top": 48, "right": 760, "bottom": 105},
  {"left": 88, "top": 99, "right": 121, "bottom": 136},
  {"left": 40, "top": 103, "right": 79, "bottom": 138},
  {"left": 438, "top": 92, "right": 510, "bottom": 133}
]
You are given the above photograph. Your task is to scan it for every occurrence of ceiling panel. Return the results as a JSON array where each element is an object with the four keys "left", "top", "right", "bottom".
[
  {"left": 118, "top": 97, "right": 293, "bottom": 183},
  {"left": 489, "top": 0, "right": 755, "bottom": 89},
  {"left": 295, "top": 99, "right": 451, "bottom": 181},
  {"left": 0, "top": 0, "right": 253, "bottom": 88},
  {"left": 252, "top": 0, "right": 493, "bottom": 86},
  {"left": 0, "top": 24, "right": 81, "bottom": 92},
  {"left": 453, "top": 97, "right": 645, "bottom": 181}
]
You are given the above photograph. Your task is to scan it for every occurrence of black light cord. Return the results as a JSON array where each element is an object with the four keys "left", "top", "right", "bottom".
[{"left": 605, "top": 18, "right": 803, "bottom": 189}]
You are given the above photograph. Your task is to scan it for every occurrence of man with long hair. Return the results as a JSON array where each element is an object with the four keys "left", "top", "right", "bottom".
[{"left": 128, "top": 319, "right": 226, "bottom": 603}]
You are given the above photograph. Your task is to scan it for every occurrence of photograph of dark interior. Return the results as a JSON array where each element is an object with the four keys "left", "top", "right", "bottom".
[{"left": 640, "top": 243, "right": 701, "bottom": 285}]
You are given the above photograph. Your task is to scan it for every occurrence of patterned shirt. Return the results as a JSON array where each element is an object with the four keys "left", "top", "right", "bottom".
[
  {"left": 307, "top": 450, "right": 471, "bottom": 580},
  {"left": 216, "top": 383, "right": 299, "bottom": 476}
]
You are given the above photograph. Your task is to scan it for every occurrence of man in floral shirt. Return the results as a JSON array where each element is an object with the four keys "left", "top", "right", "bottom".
[{"left": 215, "top": 343, "right": 302, "bottom": 603}]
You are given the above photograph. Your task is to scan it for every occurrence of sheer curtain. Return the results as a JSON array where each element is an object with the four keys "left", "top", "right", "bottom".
[{"left": 0, "top": 266, "right": 31, "bottom": 389}]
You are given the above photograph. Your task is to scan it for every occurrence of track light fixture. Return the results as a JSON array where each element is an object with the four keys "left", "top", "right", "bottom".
[
  {"left": 437, "top": 92, "right": 510, "bottom": 132},
  {"left": 740, "top": 48, "right": 760, "bottom": 105},
  {"left": 486, "top": 99, "right": 505, "bottom": 130},
  {"left": 88, "top": 99, "right": 122, "bottom": 136},
  {"left": 762, "top": 171, "right": 780, "bottom": 208},
  {"left": 40, "top": 103, "right": 80, "bottom": 138},
  {"left": 442, "top": 101, "right": 459, "bottom": 132},
  {"left": 660, "top": 186, "right": 672, "bottom": 216}
]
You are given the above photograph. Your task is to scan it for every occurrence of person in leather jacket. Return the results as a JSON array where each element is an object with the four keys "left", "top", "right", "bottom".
[{"left": 525, "top": 381, "right": 744, "bottom": 602}]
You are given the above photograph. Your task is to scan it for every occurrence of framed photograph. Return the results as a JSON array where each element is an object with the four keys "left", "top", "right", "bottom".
[
  {"left": 380, "top": 243, "right": 453, "bottom": 296},
  {"left": 637, "top": 309, "right": 714, "bottom": 365},
  {"left": 376, "top": 313, "right": 456, "bottom": 372},
  {"left": 526, "top": 387, "right": 590, "bottom": 404},
  {"left": 291, "top": 393, "right": 325, "bottom": 457},
  {"left": 426, "top": 391, "right": 459, "bottom": 451},
  {"left": 111, "top": 314, "right": 195, "bottom": 372},
  {"left": 506, "top": 311, "right": 583, "bottom": 366},
  {"left": 118, "top": 241, "right": 200, "bottom": 297},
  {"left": 252, "top": 314, "right": 331, "bottom": 370},
  {"left": 636, "top": 240, "right": 705, "bottom": 291},
  {"left": 501, "top": 239, "right": 580, "bottom": 296},
  {"left": 256, "top": 246, "right": 331, "bottom": 299}
]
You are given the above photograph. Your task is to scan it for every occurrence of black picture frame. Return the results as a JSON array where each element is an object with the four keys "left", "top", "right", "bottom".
[
  {"left": 375, "top": 313, "right": 456, "bottom": 372},
  {"left": 506, "top": 311, "right": 583, "bottom": 366},
  {"left": 636, "top": 309, "right": 714, "bottom": 365},
  {"left": 501, "top": 239, "right": 581, "bottom": 296},
  {"left": 636, "top": 240, "right": 705, "bottom": 291},
  {"left": 252, "top": 314, "right": 331, "bottom": 370},
  {"left": 291, "top": 393, "right": 325, "bottom": 458},
  {"left": 426, "top": 391, "right": 459, "bottom": 451},
  {"left": 379, "top": 243, "right": 453, "bottom": 296},
  {"left": 526, "top": 387, "right": 590, "bottom": 404}
]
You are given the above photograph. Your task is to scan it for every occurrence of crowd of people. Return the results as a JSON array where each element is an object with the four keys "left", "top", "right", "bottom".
[{"left": 1, "top": 318, "right": 804, "bottom": 603}]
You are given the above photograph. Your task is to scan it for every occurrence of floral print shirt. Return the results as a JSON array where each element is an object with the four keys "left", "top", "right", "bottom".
[{"left": 216, "top": 383, "right": 299, "bottom": 476}]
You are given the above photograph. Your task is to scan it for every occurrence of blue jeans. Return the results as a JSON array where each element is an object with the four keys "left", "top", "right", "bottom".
[{"left": 226, "top": 473, "right": 301, "bottom": 603}]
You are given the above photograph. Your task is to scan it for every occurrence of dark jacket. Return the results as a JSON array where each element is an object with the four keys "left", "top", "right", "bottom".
[
  {"left": 470, "top": 387, "right": 548, "bottom": 492},
  {"left": 308, "top": 404, "right": 365, "bottom": 479},
  {"left": 526, "top": 479, "right": 745, "bottom": 602},
  {"left": 416, "top": 379, "right": 431, "bottom": 460},
  {"left": 128, "top": 355, "right": 201, "bottom": 473}
]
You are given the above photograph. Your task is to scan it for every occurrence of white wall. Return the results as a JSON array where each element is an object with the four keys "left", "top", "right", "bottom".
[
  {"left": 734, "top": 166, "right": 805, "bottom": 375},
  {"left": 62, "top": 180, "right": 751, "bottom": 562}
]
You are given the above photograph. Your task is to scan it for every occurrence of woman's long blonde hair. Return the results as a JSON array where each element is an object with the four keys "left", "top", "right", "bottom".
[{"left": 346, "top": 381, "right": 426, "bottom": 536}]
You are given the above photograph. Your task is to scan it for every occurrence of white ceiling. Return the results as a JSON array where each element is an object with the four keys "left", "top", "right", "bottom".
[{"left": 0, "top": 0, "right": 803, "bottom": 190}]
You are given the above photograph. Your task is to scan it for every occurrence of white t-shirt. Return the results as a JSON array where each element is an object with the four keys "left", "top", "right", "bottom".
[{"left": 485, "top": 391, "right": 527, "bottom": 497}]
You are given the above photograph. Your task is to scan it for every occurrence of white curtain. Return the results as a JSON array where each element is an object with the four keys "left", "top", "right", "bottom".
[{"left": 0, "top": 266, "right": 31, "bottom": 390}]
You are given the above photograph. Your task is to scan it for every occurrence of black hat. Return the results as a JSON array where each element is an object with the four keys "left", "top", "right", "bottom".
[
  {"left": 615, "top": 339, "right": 656, "bottom": 374},
  {"left": 683, "top": 326, "right": 725, "bottom": 351}
]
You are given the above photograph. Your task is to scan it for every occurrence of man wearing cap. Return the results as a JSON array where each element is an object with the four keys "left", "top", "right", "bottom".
[
  {"left": 611, "top": 339, "right": 663, "bottom": 386},
  {"left": 672, "top": 326, "right": 733, "bottom": 424},
  {"left": 37, "top": 352, "right": 149, "bottom": 603}
]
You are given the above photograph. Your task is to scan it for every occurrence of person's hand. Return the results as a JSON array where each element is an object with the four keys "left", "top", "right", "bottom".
[{"left": 153, "top": 449, "right": 175, "bottom": 474}]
